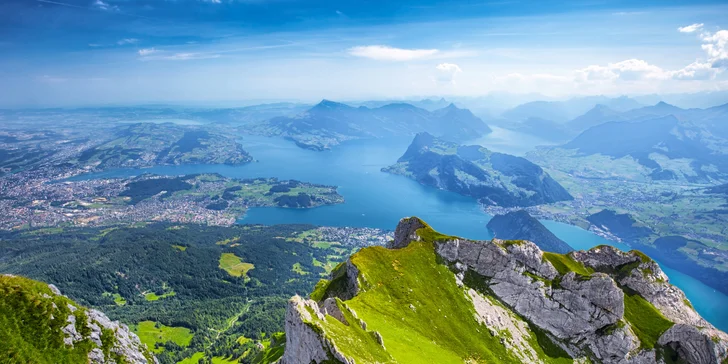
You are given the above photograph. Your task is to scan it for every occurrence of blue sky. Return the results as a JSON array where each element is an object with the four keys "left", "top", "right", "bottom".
[{"left": 1, "top": 0, "right": 728, "bottom": 107}]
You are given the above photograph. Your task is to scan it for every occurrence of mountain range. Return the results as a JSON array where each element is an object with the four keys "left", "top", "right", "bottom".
[
  {"left": 494, "top": 97, "right": 728, "bottom": 148},
  {"left": 500, "top": 95, "right": 644, "bottom": 123},
  {"left": 256, "top": 100, "right": 492, "bottom": 150},
  {"left": 382, "top": 132, "right": 573, "bottom": 207},
  {"left": 523, "top": 101, "right": 728, "bottom": 182},
  {"left": 563, "top": 114, "right": 728, "bottom": 182}
]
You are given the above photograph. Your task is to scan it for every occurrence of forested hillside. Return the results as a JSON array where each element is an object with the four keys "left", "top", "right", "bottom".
[{"left": 0, "top": 223, "right": 387, "bottom": 363}]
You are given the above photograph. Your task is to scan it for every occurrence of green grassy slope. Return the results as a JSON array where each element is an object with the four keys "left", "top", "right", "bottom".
[
  {"left": 305, "top": 223, "right": 580, "bottom": 363},
  {"left": 623, "top": 293, "right": 674, "bottom": 349},
  {"left": 300, "top": 220, "right": 689, "bottom": 363},
  {"left": 0, "top": 275, "right": 95, "bottom": 363},
  {"left": 344, "top": 240, "right": 519, "bottom": 363},
  {"left": 0, "top": 275, "right": 157, "bottom": 364}
]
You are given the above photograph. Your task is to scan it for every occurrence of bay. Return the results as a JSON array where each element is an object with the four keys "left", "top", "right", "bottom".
[{"left": 72, "top": 134, "right": 728, "bottom": 331}]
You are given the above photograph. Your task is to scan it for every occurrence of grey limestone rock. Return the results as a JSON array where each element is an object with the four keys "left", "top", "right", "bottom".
[
  {"left": 48, "top": 284, "right": 156, "bottom": 364},
  {"left": 658, "top": 324, "right": 728, "bottom": 364},
  {"left": 279, "top": 295, "right": 356, "bottom": 364}
]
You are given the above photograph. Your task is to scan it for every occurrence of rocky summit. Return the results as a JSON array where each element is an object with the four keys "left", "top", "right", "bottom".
[
  {"left": 0, "top": 274, "right": 156, "bottom": 364},
  {"left": 280, "top": 217, "right": 728, "bottom": 364}
]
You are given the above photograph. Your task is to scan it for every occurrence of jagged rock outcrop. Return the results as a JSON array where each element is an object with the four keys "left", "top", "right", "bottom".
[
  {"left": 658, "top": 325, "right": 728, "bottom": 364},
  {"left": 281, "top": 217, "right": 728, "bottom": 364},
  {"left": 0, "top": 274, "right": 156, "bottom": 364},
  {"left": 280, "top": 296, "right": 363, "bottom": 364}
]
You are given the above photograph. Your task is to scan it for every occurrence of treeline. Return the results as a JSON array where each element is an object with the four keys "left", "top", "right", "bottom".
[{"left": 120, "top": 177, "right": 193, "bottom": 204}]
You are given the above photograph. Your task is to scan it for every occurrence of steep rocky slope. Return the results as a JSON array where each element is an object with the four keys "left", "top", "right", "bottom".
[
  {"left": 487, "top": 210, "right": 573, "bottom": 254},
  {"left": 383, "top": 132, "right": 573, "bottom": 207},
  {"left": 0, "top": 274, "right": 156, "bottom": 364},
  {"left": 281, "top": 217, "right": 728, "bottom": 363}
]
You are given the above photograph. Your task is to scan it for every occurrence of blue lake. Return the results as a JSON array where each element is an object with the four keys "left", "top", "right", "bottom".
[{"left": 72, "top": 134, "right": 728, "bottom": 331}]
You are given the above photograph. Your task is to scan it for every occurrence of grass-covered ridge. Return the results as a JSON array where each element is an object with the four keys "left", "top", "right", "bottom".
[
  {"left": 308, "top": 240, "right": 521, "bottom": 363},
  {"left": 303, "top": 219, "right": 687, "bottom": 363},
  {"left": 0, "top": 275, "right": 154, "bottom": 364},
  {"left": 0, "top": 275, "right": 94, "bottom": 363},
  {"left": 623, "top": 292, "right": 674, "bottom": 349},
  {"left": 543, "top": 252, "right": 594, "bottom": 277}
]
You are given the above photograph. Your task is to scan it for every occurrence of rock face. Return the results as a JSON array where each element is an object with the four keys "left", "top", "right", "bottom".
[
  {"left": 279, "top": 296, "right": 353, "bottom": 364},
  {"left": 382, "top": 132, "right": 573, "bottom": 207},
  {"left": 0, "top": 274, "right": 156, "bottom": 364},
  {"left": 487, "top": 210, "right": 573, "bottom": 253},
  {"left": 281, "top": 217, "right": 728, "bottom": 364}
]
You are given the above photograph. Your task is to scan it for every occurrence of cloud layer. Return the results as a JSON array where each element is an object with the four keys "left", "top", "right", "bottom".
[{"left": 348, "top": 45, "right": 439, "bottom": 61}]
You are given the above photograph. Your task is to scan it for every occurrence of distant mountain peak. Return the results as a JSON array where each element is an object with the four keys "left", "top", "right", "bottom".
[
  {"left": 308, "top": 99, "right": 353, "bottom": 113},
  {"left": 316, "top": 99, "right": 343, "bottom": 107},
  {"left": 379, "top": 102, "right": 419, "bottom": 110},
  {"left": 412, "top": 131, "right": 436, "bottom": 144},
  {"left": 653, "top": 101, "right": 680, "bottom": 110}
]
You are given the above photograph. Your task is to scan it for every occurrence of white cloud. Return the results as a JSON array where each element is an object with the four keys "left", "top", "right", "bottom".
[
  {"left": 117, "top": 38, "right": 138, "bottom": 45},
  {"left": 93, "top": 0, "right": 118, "bottom": 11},
  {"left": 700, "top": 30, "right": 728, "bottom": 68},
  {"left": 575, "top": 59, "right": 668, "bottom": 82},
  {"left": 570, "top": 25, "right": 728, "bottom": 86},
  {"left": 138, "top": 48, "right": 157, "bottom": 56},
  {"left": 671, "top": 61, "right": 717, "bottom": 80},
  {"left": 434, "top": 63, "right": 462, "bottom": 84},
  {"left": 678, "top": 23, "right": 704, "bottom": 33},
  {"left": 348, "top": 45, "right": 439, "bottom": 61}
]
